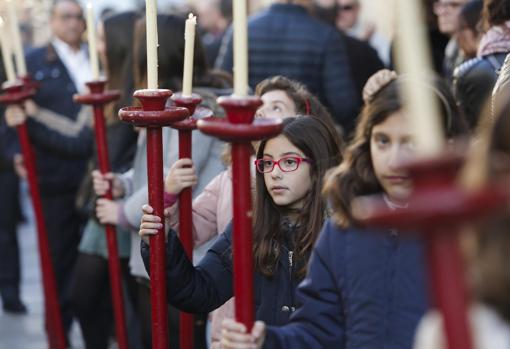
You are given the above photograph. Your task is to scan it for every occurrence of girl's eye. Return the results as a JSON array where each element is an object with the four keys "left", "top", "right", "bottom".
[
  {"left": 374, "top": 135, "right": 390, "bottom": 147},
  {"left": 282, "top": 158, "right": 298, "bottom": 170},
  {"left": 263, "top": 160, "right": 274, "bottom": 169},
  {"left": 272, "top": 105, "right": 282, "bottom": 112}
]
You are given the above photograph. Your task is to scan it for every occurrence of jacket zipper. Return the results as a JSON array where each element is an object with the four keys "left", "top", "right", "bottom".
[{"left": 288, "top": 250, "right": 295, "bottom": 312}]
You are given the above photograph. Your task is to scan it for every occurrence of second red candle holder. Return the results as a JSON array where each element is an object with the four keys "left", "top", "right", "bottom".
[
  {"left": 119, "top": 89, "right": 189, "bottom": 349},
  {"left": 74, "top": 80, "right": 129, "bottom": 349}
]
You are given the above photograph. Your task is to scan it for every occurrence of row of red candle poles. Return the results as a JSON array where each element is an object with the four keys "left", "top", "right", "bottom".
[{"left": 3, "top": 1, "right": 510, "bottom": 349}]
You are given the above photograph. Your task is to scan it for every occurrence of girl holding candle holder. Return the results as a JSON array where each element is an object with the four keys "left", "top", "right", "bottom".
[
  {"left": 142, "top": 75, "right": 340, "bottom": 346},
  {"left": 218, "top": 70, "right": 468, "bottom": 349},
  {"left": 138, "top": 115, "right": 343, "bottom": 344}
]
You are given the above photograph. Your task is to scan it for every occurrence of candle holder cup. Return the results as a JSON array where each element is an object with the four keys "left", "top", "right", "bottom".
[
  {"left": 353, "top": 152, "right": 510, "bottom": 349},
  {"left": 0, "top": 78, "right": 67, "bottom": 349},
  {"left": 74, "top": 79, "right": 129, "bottom": 349},
  {"left": 119, "top": 89, "right": 189, "bottom": 349},
  {"left": 198, "top": 95, "right": 283, "bottom": 330}
]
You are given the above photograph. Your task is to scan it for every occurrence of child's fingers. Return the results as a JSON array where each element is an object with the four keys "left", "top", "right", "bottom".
[
  {"left": 174, "top": 167, "right": 196, "bottom": 176},
  {"left": 140, "top": 221, "right": 163, "bottom": 230},
  {"left": 222, "top": 319, "right": 247, "bottom": 333},
  {"left": 252, "top": 322, "right": 266, "bottom": 340},
  {"left": 220, "top": 333, "right": 256, "bottom": 349},
  {"left": 174, "top": 158, "right": 194, "bottom": 168},
  {"left": 139, "top": 227, "right": 159, "bottom": 236},
  {"left": 141, "top": 214, "right": 161, "bottom": 223},
  {"left": 142, "top": 204, "right": 154, "bottom": 214}
]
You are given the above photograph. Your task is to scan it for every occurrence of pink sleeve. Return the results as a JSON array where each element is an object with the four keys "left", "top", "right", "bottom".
[
  {"left": 167, "top": 171, "right": 225, "bottom": 247},
  {"left": 164, "top": 192, "right": 178, "bottom": 208}
]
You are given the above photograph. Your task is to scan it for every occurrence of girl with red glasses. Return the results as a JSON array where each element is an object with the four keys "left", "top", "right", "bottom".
[
  {"left": 219, "top": 70, "right": 468, "bottom": 349},
  {"left": 138, "top": 116, "right": 342, "bottom": 343}
]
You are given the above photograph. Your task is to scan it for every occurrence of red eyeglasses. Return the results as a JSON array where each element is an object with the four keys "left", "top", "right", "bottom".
[{"left": 254, "top": 156, "right": 312, "bottom": 173}]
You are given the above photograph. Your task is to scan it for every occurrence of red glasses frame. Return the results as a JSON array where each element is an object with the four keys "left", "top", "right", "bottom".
[{"left": 254, "top": 156, "right": 312, "bottom": 174}]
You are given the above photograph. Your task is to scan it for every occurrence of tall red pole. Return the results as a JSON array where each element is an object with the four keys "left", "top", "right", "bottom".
[
  {"left": 197, "top": 96, "right": 283, "bottom": 330},
  {"left": 74, "top": 80, "right": 129, "bottom": 349},
  {"left": 172, "top": 94, "right": 203, "bottom": 349},
  {"left": 354, "top": 155, "right": 510, "bottom": 349},
  {"left": 119, "top": 89, "right": 188, "bottom": 349},
  {"left": 0, "top": 82, "right": 67, "bottom": 349}
]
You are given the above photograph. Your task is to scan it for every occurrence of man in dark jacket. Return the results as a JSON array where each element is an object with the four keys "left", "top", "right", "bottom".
[
  {"left": 216, "top": 0, "right": 360, "bottom": 132},
  {"left": 6, "top": 0, "right": 93, "bottom": 335}
]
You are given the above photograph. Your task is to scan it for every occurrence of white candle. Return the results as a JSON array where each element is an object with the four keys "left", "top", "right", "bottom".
[
  {"left": 0, "top": 17, "right": 16, "bottom": 83},
  {"left": 145, "top": 0, "right": 158, "bottom": 89},
  {"left": 182, "top": 13, "right": 196, "bottom": 97},
  {"left": 233, "top": 0, "right": 248, "bottom": 96},
  {"left": 394, "top": 0, "right": 444, "bottom": 156},
  {"left": 86, "top": 2, "right": 100, "bottom": 80},
  {"left": 6, "top": 0, "right": 26, "bottom": 76}
]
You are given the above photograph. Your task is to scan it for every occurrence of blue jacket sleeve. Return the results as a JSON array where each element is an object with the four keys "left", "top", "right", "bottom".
[
  {"left": 141, "top": 224, "right": 234, "bottom": 314},
  {"left": 264, "top": 220, "right": 345, "bottom": 349},
  {"left": 0, "top": 119, "right": 20, "bottom": 171},
  {"left": 322, "top": 29, "right": 360, "bottom": 129}
]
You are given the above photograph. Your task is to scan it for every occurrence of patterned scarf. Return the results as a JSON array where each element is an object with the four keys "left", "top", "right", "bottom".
[{"left": 477, "top": 21, "right": 510, "bottom": 58}]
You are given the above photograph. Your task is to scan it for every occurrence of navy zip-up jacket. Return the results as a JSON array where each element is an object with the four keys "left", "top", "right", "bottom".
[
  {"left": 265, "top": 219, "right": 429, "bottom": 349},
  {"left": 216, "top": 4, "right": 360, "bottom": 129},
  {"left": 141, "top": 222, "right": 303, "bottom": 326}
]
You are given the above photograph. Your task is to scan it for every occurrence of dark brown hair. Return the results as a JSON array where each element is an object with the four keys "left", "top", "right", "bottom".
[
  {"left": 324, "top": 74, "right": 467, "bottom": 227},
  {"left": 482, "top": 0, "right": 510, "bottom": 30},
  {"left": 253, "top": 116, "right": 343, "bottom": 279}
]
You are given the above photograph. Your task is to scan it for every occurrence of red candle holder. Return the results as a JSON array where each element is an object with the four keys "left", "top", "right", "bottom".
[
  {"left": 353, "top": 153, "right": 510, "bottom": 349},
  {"left": 74, "top": 80, "right": 129, "bottom": 349},
  {"left": 0, "top": 81, "right": 67, "bottom": 349},
  {"left": 119, "top": 89, "right": 189, "bottom": 349},
  {"left": 198, "top": 95, "right": 283, "bottom": 330},
  {"left": 169, "top": 93, "right": 203, "bottom": 349}
]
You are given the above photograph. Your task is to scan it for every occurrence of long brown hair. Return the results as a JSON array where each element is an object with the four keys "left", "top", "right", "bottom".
[
  {"left": 253, "top": 117, "right": 342, "bottom": 279},
  {"left": 470, "top": 90, "right": 510, "bottom": 323},
  {"left": 482, "top": 0, "right": 510, "bottom": 30},
  {"left": 324, "top": 74, "right": 467, "bottom": 228}
]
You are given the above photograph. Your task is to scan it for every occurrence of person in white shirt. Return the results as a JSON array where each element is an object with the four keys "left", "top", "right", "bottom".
[{"left": 335, "top": 0, "right": 391, "bottom": 66}]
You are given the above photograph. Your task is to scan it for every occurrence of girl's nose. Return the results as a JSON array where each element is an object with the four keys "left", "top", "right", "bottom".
[{"left": 271, "top": 164, "right": 284, "bottom": 179}]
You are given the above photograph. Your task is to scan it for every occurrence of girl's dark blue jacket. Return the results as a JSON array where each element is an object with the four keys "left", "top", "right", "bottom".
[
  {"left": 265, "top": 219, "right": 429, "bottom": 349},
  {"left": 140, "top": 222, "right": 303, "bottom": 326}
]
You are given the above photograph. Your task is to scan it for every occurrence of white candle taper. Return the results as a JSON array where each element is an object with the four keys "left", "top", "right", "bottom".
[
  {"left": 233, "top": 0, "right": 248, "bottom": 96},
  {"left": 145, "top": 0, "right": 158, "bottom": 89},
  {"left": 394, "top": 0, "right": 444, "bottom": 156},
  {"left": 182, "top": 13, "right": 196, "bottom": 97},
  {"left": 86, "top": 2, "right": 100, "bottom": 80},
  {"left": 6, "top": 0, "right": 26, "bottom": 77},
  {"left": 0, "top": 18, "right": 16, "bottom": 83}
]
